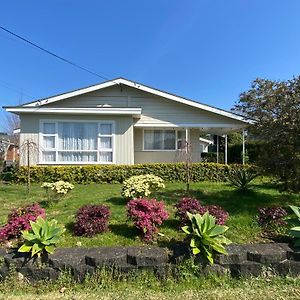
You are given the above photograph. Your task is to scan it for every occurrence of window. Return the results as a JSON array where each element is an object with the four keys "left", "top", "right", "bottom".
[
  {"left": 143, "top": 129, "right": 187, "bottom": 151},
  {"left": 177, "top": 130, "right": 186, "bottom": 150},
  {"left": 40, "top": 121, "right": 114, "bottom": 163}
]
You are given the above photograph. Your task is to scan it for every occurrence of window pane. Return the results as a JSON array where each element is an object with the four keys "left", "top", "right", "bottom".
[
  {"left": 43, "top": 123, "right": 55, "bottom": 134},
  {"left": 177, "top": 130, "right": 186, "bottom": 150},
  {"left": 42, "top": 151, "right": 56, "bottom": 162},
  {"left": 100, "top": 137, "right": 112, "bottom": 149},
  {"left": 144, "top": 130, "right": 154, "bottom": 150},
  {"left": 144, "top": 130, "right": 176, "bottom": 150},
  {"left": 58, "top": 151, "right": 97, "bottom": 162},
  {"left": 164, "top": 130, "right": 176, "bottom": 149},
  {"left": 58, "top": 122, "right": 97, "bottom": 150},
  {"left": 153, "top": 130, "right": 163, "bottom": 149},
  {"left": 99, "top": 152, "right": 112, "bottom": 162},
  {"left": 43, "top": 136, "right": 55, "bottom": 149},
  {"left": 100, "top": 124, "right": 112, "bottom": 135}
]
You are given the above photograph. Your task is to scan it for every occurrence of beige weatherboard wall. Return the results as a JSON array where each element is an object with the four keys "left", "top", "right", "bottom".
[{"left": 4, "top": 78, "right": 251, "bottom": 166}]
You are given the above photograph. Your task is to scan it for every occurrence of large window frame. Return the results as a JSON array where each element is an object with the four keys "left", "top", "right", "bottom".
[
  {"left": 39, "top": 119, "right": 115, "bottom": 164},
  {"left": 142, "top": 129, "right": 187, "bottom": 151}
]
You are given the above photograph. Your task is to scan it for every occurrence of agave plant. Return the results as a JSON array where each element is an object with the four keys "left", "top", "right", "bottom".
[
  {"left": 288, "top": 205, "right": 300, "bottom": 247},
  {"left": 227, "top": 168, "right": 258, "bottom": 191},
  {"left": 18, "top": 217, "right": 65, "bottom": 257},
  {"left": 182, "top": 212, "right": 232, "bottom": 264}
]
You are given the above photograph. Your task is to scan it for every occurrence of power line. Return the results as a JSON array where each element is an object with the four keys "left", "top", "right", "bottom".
[{"left": 0, "top": 25, "right": 111, "bottom": 81}]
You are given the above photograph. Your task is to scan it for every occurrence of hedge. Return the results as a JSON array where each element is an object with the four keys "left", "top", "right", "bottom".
[{"left": 13, "top": 162, "right": 255, "bottom": 184}]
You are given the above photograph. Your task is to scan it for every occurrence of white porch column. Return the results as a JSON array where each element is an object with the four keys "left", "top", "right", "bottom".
[
  {"left": 242, "top": 129, "right": 246, "bottom": 165},
  {"left": 216, "top": 135, "right": 219, "bottom": 163},
  {"left": 225, "top": 134, "right": 228, "bottom": 164}
]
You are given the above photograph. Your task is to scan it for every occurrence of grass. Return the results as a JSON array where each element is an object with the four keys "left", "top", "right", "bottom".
[
  {"left": 0, "top": 179, "right": 299, "bottom": 247},
  {"left": 0, "top": 268, "right": 300, "bottom": 300}
]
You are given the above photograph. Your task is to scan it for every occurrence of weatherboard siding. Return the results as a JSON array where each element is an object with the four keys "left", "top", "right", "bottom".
[{"left": 43, "top": 85, "right": 243, "bottom": 127}]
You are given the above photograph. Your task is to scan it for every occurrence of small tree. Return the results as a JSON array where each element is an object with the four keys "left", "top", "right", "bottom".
[
  {"left": 19, "top": 139, "right": 39, "bottom": 193},
  {"left": 234, "top": 77, "right": 300, "bottom": 192}
]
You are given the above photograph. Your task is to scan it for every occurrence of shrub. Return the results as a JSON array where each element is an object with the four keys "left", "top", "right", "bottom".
[
  {"left": 182, "top": 212, "right": 232, "bottom": 264},
  {"left": 175, "top": 198, "right": 229, "bottom": 225},
  {"left": 18, "top": 217, "right": 65, "bottom": 257},
  {"left": 257, "top": 207, "right": 288, "bottom": 235},
  {"left": 175, "top": 198, "right": 202, "bottom": 225},
  {"left": 127, "top": 198, "right": 169, "bottom": 241},
  {"left": 227, "top": 167, "right": 258, "bottom": 191},
  {"left": 198, "top": 205, "right": 229, "bottom": 225},
  {"left": 122, "top": 174, "right": 165, "bottom": 199},
  {"left": 41, "top": 181, "right": 74, "bottom": 203},
  {"left": 0, "top": 203, "right": 46, "bottom": 243},
  {"left": 13, "top": 163, "right": 256, "bottom": 184},
  {"left": 73, "top": 205, "right": 111, "bottom": 237}
]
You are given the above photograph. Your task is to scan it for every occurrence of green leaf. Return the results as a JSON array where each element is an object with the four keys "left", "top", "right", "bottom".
[
  {"left": 290, "top": 206, "right": 300, "bottom": 220},
  {"left": 31, "top": 243, "right": 44, "bottom": 257},
  {"left": 18, "top": 244, "right": 32, "bottom": 253},
  {"left": 182, "top": 226, "right": 191, "bottom": 234},
  {"left": 45, "top": 245, "right": 55, "bottom": 254},
  {"left": 208, "top": 225, "right": 228, "bottom": 237},
  {"left": 192, "top": 247, "right": 200, "bottom": 255}
]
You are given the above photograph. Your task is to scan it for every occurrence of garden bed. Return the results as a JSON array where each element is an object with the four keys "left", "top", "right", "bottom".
[{"left": 0, "top": 181, "right": 299, "bottom": 246}]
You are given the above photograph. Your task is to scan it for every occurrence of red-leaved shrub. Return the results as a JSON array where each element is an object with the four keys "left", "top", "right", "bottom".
[
  {"left": 175, "top": 197, "right": 202, "bottom": 225},
  {"left": 0, "top": 203, "right": 46, "bottom": 243},
  {"left": 198, "top": 205, "right": 229, "bottom": 225},
  {"left": 258, "top": 206, "right": 288, "bottom": 234},
  {"left": 73, "top": 205, "right": 111, "bottom": 237},
  {"left": 175, "top": 198, "right": 229, "bottom": 225},
  {"left": 127, "top": 198, "right": 169, "bottom": 242}
]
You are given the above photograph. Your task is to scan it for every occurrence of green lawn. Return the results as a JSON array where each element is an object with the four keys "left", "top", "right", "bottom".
[
  {"left": 1, "top": 271, "right": 300, "bottom": 300},
  {"left": 0, "top": 180, "right": 299, "bottom": 247}
]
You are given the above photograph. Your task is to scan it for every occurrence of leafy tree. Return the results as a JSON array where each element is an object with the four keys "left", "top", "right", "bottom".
[{"left": 234, "top": 77, "right": 300, "bottom": 192}]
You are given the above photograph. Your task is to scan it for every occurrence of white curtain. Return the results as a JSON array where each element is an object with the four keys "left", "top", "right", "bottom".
[
  {"left": 43, "top": 151, "right": 55, "bottom": 162},
  {"left": 99, "top": 152, "right": 112, "bottom": 162},
  {"left": 58, "top": 151, "right": 97, "bottom": 162},
  {"left": 144, "top": 130, "right": 175, "bottom": 150},
  {"left": 43, "top": 136, "right": 55, "bottom": 149},
  {"left": 99, "top": 137, "right": 112, "bottom": 149},
  {"left": 58, "top": 122, "right": 97, "bottom": 150}
]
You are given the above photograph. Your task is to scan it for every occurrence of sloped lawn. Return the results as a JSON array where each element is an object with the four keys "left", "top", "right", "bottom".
[{"left": 0, "top": 180, "right": 299, "bottom": 247}]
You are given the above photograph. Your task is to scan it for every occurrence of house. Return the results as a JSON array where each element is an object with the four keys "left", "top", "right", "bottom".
[
  {"left": 3, "top": 78, "right": 252, "bottom": 166},
  {"left": 0, "top": 134, "right": 19, "bottom": 167},
  {"left": 199, "top": 137, "right": 214, "bottom": 153}
]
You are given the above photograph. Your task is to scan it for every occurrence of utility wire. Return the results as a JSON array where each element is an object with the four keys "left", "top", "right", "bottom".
[{"left": 0, "top": 25, "right": 111, "bottom": 81}]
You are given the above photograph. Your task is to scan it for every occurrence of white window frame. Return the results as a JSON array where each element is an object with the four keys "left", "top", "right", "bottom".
[
  {"left": 39, "top": 119, "right": 115, "bottom": 164},
  {"left": 142, "top": 129, "right": 187, "bottom": 152}
]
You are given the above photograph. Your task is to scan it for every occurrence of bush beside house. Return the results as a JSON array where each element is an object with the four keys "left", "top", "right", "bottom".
[{"left": 13, "top": 162, "right": 256, "bottom": 184}]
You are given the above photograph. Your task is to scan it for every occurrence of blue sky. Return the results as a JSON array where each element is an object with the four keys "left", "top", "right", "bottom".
[{"left": 1, "top": 0, "right": 300, "bottom": 130}]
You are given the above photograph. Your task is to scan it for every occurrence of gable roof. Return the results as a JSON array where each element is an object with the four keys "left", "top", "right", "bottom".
[{"left": 4, "top": 77, "right": 253, "bottom": 124}]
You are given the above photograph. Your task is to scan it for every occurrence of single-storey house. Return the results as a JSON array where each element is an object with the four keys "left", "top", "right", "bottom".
[{"left": 4, "top": 78, "right": 251, "bottom": 166}]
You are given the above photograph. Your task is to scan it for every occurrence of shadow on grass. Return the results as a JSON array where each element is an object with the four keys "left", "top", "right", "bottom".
[
  {"left": 109, "top": 223, "right": 138, "bottom": 240},
  {"left": 105, "top": 197, "right": 126, "bottom": 206},
  {"left": 162, "top": 218, "right": 181, "bottom": 230},
  {"left": 155, "top": 187, "right": 297, "bottom": 217},
  {"left": 65, "top": 221, "right": 75, "bottom": 233}
]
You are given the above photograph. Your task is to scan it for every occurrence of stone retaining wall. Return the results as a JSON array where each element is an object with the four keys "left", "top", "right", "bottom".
[{"left": 0, "top": 243, "right": 300, "bottom": 282}]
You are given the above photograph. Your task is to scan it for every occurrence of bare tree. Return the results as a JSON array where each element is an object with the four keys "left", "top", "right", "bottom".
[
  {"left": 19, "top": 139, "right": 39, "bottom": 193},
  {"left": 1, "top": 113, "right": 20, "bottom": 135}
]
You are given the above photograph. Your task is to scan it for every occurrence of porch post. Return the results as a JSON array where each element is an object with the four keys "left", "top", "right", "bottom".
[
  {"left": 242, "top": 129, "right": 246, "bottom": 165},
  {"left": 216, "top": 135, "right": 219, "bottom": 163},
  {"left": 225, "top": 134, "right": 228, "bottom": 164}
]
